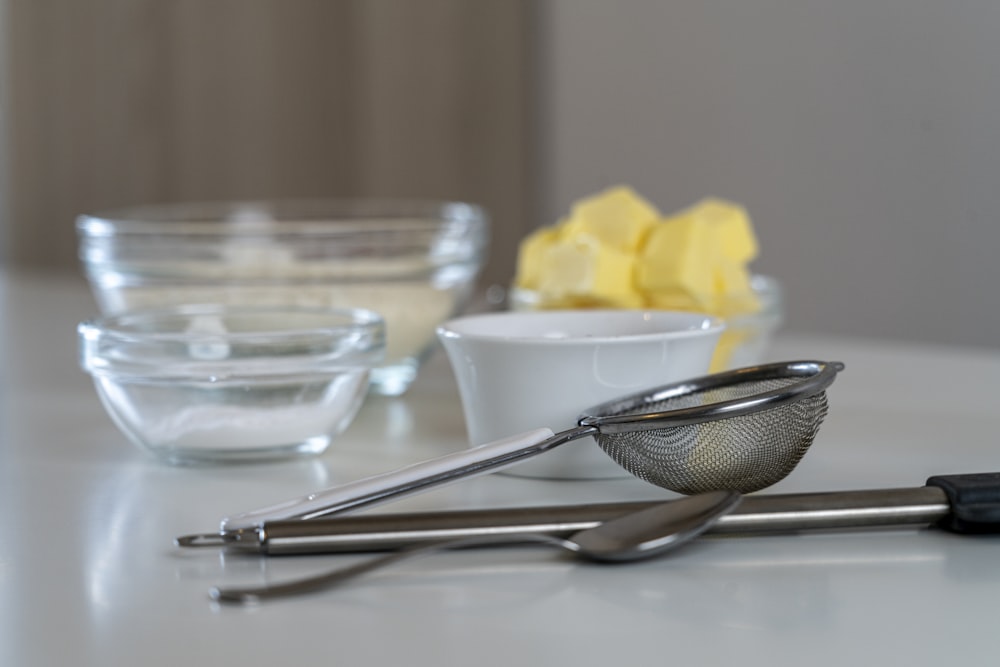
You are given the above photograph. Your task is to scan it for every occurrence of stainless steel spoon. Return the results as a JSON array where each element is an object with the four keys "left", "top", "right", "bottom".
[{"left": 209, "top": 489, "right": 742, "bottom": 604}]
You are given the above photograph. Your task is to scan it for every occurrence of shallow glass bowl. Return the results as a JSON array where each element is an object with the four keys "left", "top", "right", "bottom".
[{"left": 78, "top": 304, "right": 385, "bottom": 465}]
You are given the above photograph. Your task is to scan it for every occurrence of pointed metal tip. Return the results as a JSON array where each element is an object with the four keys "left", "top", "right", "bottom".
[{"left": 175, "top": 532, "right": 230, "bottom": 548}]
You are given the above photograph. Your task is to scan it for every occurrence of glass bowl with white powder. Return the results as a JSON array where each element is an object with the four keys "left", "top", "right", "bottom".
[
  {"left": 76, "top": 199, "right": 489, "bottom": 396},
  {"left": 78, "top": 304, "right": 385, "bottom": 464}
]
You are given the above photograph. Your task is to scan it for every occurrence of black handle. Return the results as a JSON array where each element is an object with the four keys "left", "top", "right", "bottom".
[{"left": 926, "top": 473, "right": 1000, "bottom": 534}]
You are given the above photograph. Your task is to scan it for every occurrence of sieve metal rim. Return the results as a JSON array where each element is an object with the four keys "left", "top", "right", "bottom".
[{"left": 578, "top": 360, "right": 844, "bottom": 435}]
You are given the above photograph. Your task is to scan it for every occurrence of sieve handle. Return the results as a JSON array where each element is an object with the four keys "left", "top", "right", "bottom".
[{"left": 220, "top": 427, "right": 580, "bottom": 531}]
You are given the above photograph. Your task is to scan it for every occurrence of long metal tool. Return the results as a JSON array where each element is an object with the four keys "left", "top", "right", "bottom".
[{"left": 178, "top": 472, "right": 1000, "bottom": 554}]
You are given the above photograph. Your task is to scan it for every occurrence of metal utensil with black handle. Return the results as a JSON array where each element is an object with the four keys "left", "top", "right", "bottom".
[{"left": 178, "top": 473, "right": 1000, "bottom": 555}]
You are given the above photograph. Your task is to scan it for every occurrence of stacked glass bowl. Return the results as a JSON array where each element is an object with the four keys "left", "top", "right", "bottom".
[{"left": 76, "top": 199, "right": 489, "bottom": 463}]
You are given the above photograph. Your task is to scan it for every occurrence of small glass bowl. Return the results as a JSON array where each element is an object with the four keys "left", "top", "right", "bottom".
[
  {"left": 508, "top": 274, "right": 784, "bottom": 372},
  {"left": 76, "top": 199, "right": 489, "bottom": 396},
  {"left": 78, "top": 305, "right": 385, "bottom": 465}
]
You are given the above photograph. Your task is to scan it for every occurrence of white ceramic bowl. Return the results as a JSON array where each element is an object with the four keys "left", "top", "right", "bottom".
[
  {"left": 437, "top": 309, "right": 723, "bottom": 479},
  {"left": 78, "top": 304, "right": 385, "bottom": 465},
  {"left": 76, "top": 199, "right": 488, "bottom": 396}
]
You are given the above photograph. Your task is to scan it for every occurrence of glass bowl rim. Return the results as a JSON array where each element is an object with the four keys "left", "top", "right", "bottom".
[
  {"left": 507, "top": 273, "right": 783, "bottom": 314},
  {"left": 76, "top": 198, "right": 489, "bottom": 238},
  {"left": 78, "top": 304, "right": 386, "bottom": 378}
]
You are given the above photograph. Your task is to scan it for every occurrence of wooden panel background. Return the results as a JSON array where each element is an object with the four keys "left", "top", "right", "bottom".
[{"left": 0, "top": 0, "right": 536, "bottom": 287}]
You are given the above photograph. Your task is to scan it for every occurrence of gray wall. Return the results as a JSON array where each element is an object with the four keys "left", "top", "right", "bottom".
[
  {"left": 537, "top": 0, "right": 1000, "bottom": 348},
  {"left": 0, "top": 0, "right": 534, "bottom": 289}
]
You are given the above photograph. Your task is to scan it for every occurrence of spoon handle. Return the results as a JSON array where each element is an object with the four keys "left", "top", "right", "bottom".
[{"left": 208, "top": 533, "right": 566, "bottom": 604}]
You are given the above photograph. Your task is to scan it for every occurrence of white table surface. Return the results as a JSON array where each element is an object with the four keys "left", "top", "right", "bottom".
[{"left": 2, "top": 269, "right": 1000, "bottom": 666}]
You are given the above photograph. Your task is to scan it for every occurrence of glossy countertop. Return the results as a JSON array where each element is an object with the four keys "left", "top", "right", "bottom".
[{"left": 2, "top": 269, "right": 999, "bottom": 666}]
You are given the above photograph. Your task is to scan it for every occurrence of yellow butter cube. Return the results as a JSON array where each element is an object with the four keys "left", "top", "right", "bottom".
[
  {"left": 514, "top": 224, "right": 563, "bottom": 289},
  {"left": 644, "top": 289, "right": 706, "bottom": 312},
  {"left": 684, "top": 198, "right": 759, "bottom": 264},
  {"left": 712, "top": 261, "right": 760, "bottom": 316},
  {"left": 636, "top": 214, "right": 719, "bottom": 304},
  {"left": 537, "top": 237, "right": 642, "bottom": 308},
  {"left": 563, "top": 185, "right": 659, "bottom": 252}
]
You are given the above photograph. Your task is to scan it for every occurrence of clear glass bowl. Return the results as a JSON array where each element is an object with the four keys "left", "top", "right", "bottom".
[
  {"left": 508, "top": 274, "right": 783, "bottom": 372},
  {"left": 76, "top": 199, "right": 489, "bottom": 396},
  {"left": 78, "top": 305, "right": 385, "bottom": 465}
]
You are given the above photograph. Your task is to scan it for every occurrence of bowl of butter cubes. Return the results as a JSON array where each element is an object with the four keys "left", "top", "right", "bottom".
[{"left": 508, "top": 186, "right": 783, "bottom": 371}]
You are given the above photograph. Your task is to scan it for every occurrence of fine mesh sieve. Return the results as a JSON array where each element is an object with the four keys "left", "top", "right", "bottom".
[
  {"left": 580, "top": 362, "right": 839, "bottom": 494},
  {"left": 206, "top": 360, "right": 843, "bottom": 537}
]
